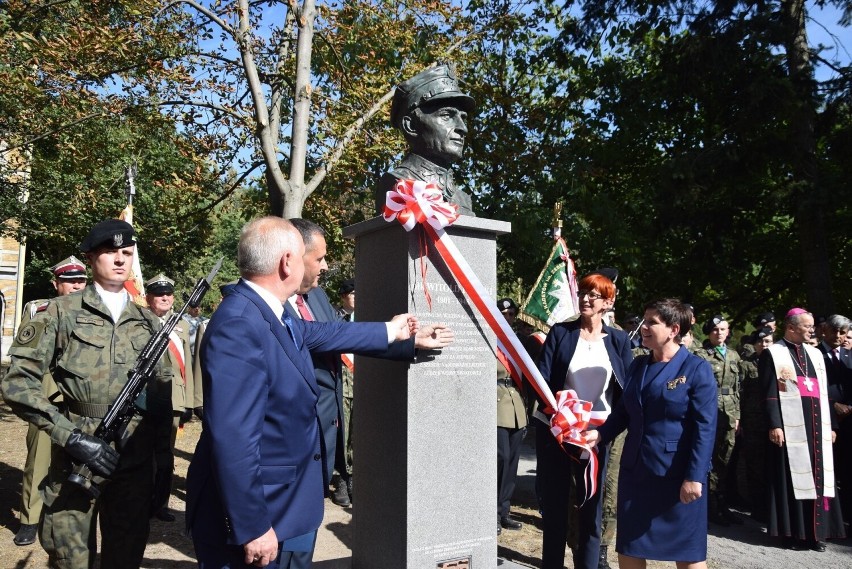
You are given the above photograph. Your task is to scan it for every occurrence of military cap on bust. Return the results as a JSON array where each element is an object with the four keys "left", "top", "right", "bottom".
[
  {"left": 497, "top": 298, "right": 518, "bottom": 313},
  {"left": 702, "top": 314, "right": 726, "bottom": 334},
  {"left": 145, "top": 274, "right": 175, "bottom": 295},
  {"left": 338, "top": 278, "right": 355, "bottom": 296},
  {"left": 753, "top": 311, "right": 775, "bottom": 328},
  {"left": 50, "top": 255, "right": 86, "bottom": 279},
  {"left": 79, "top": 219, "right": 136, "bottom": 252},
  {"left": 390, "top": 64, "right": 476, "bottom": 129}
]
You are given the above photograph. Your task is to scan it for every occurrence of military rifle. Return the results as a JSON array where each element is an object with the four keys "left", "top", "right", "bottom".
[{"left": 68, "top": 258, "right": 223, "bottom": 497}]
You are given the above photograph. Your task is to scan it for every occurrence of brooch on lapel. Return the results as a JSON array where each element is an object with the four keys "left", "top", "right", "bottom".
[
  {"left": 666, "top": 376, "right": 687, "bottom": 390},
  {"left": 777, "top": 366, "right": 796, "bottom": 393}
]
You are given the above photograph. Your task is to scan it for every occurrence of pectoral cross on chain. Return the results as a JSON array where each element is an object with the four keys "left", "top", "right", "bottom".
[{"left": 802, "top": 377, "right": 814, "bottom": 392}]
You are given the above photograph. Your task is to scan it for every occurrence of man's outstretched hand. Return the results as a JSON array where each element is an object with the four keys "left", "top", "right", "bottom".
[
  {"left": 415, "top": 323, "right": 454, "bottom": 349},
  {"left": 389, "top": 313, "right": 419, "bottom": 341}
]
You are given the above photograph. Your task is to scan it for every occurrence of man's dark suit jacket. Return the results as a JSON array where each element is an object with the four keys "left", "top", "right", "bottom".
[
  {"left": 186, "top": 280, "right": 394, "bottom": 551},
  {"left": 285, "top": 287, "right": 415, "bottom": 482},
  {"left": 819, "top": 342, "right": 852, "bottom": 404}
]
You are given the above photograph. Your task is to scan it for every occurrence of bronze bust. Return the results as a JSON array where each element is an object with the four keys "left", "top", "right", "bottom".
[{"left": 377, "top": 64, "right": 476, "bottom": 216}]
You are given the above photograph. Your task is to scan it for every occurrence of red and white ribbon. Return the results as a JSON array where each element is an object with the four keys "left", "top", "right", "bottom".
[
  {"left": 544, "top": 389, "right": 599, "bottom": 499},
  {"left": 384, "top": 179, "right": 599, "bottom": 501}
]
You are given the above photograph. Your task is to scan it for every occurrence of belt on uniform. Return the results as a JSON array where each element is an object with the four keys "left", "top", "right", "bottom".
[
  {"left": 66, "top": 400, "right": 111, "bottom": 419},
  {"left": 719, "top": 387, "right": 731, "bottom": 395},
  {"left": 497, "top": 378, "right": 515, "bottom": 388}
]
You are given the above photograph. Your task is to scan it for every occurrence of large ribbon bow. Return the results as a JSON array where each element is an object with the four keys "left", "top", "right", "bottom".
[
  {"left": 383, "top": 179, "right": 459, "bottom": 232},
  {"left": 545, "top": 389, "right": 599, "bottom": 501}
]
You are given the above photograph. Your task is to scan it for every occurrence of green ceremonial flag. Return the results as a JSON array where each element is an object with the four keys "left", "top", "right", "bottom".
[{"left": 519, "top": 237, "right": 579, "bottom": 333}]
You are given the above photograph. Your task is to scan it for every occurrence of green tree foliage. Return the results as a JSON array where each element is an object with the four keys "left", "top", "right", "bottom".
[{"left": 466, "top": 0, "right": 851, "bottom": 327}]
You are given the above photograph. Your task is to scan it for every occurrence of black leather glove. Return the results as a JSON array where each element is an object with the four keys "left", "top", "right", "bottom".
[
  {"left": 64, "top": 429, "right": 119, "bottom": 477},
  {"left": 150, "top": 467, "right": 173, "bottom": 517}
]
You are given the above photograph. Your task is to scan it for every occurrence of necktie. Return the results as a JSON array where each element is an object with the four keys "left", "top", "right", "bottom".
[
  {"left": 295, "top": 295, "right": 314, "bottom": 321},
  {"left": 282, "top": 313, "right": 301, "bottom": 349}
]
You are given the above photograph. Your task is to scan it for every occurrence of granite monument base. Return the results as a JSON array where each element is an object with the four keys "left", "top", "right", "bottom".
[{"left": 344, "top": 216, "right": 511, "bottom": 569}]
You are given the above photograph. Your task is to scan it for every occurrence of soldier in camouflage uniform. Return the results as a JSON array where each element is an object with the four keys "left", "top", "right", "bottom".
[
  {"left": 739, "top": 326, "right": 774, "bottom": 521},
  {"left": 13, "top": 256, "right": 88, "bottom": 547},
  {"left": 1, "top": 219, "right": 172, "bottom": 569},
  {"left": 695, "top": 315, "right": 743, "bottom": 526}
]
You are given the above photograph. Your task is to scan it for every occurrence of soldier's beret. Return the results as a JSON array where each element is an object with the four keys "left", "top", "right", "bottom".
[
  {"left": 50, "top": 255, "right": 86, "bottom": 279},
  {"left": 753, "top": 312, "right": 775, "bottom": 328},
  {"left": 145, "top": 273, "right": 175, "bottom": 295},
  {"left": 753, "top": 327, "right": 773, "bottom": 342},
  {"left": 338, "top": 278, "right": 355, "bottom": 296},
  {"left": 702, "top": 315, "right": 726, "bottom": 334},
  {"left": 590, "top": 267, "right": 619, "bottom": 283},
  {"left": 390, "top": 64, "right": 475, "bottom": 129},
  {"left": 80, "top": 219, "right": 136, "bottom": 252},
  {"left": 497, "top": 298, "right": 518, "bottom": 313}
]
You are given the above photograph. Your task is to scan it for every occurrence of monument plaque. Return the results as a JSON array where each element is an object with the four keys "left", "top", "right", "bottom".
[{"left": 344, "top": 215, "right": 510, "bottom": 569}]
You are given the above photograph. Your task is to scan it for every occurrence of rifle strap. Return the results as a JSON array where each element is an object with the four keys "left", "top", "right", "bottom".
[{"left": 66, "top": 401, "right": 110, "bottom": 419}]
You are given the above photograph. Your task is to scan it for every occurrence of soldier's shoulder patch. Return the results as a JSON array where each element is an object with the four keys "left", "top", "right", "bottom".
[{"left": 14, "top": 320, "right": 46, "bottom": 346}]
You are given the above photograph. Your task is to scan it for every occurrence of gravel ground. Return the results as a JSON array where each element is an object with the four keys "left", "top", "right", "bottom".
[{"left": 1, "top": 398, "right": 850, "bottom": 568}]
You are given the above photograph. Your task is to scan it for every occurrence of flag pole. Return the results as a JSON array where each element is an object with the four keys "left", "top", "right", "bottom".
[{"left": 120, "top": 162, "right": 146, "bottom": 306}]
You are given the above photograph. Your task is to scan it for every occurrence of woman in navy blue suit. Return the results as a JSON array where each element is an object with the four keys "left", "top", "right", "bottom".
[
  {"left": 536, "top": 273, "right": 633, "bottom": 569},
  {"left": 586, "top": 299, "right": 716, "bottom": 569}
]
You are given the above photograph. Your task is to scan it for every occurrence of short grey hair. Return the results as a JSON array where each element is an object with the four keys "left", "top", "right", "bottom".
[
  {"left": 825, "top": 314, "right": 851, "bottom": 332},
  {"left": 237, "top": 217, "right": 300, "bottom": 277},
  {"left": 289, "top": 218, "right": 325, "bottom": 251}
]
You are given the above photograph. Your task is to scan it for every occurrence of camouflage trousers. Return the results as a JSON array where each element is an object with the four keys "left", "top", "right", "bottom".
[
  {"left": 39, "top": 446, "right": 154, "bottom": 569},
  {"left": 600, "top": 430, "right": 625, "bottom": 546},
  {"left": 341, "top": 393, "right": 354, "bottom": 477},
  {"left": 708, "top": 408, "right": 737, "bottom": 494}
]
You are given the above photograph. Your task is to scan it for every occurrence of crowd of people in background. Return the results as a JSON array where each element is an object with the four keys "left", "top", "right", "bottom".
[{"left": 2, "top": 218, "right": 851, "bottom": 569}]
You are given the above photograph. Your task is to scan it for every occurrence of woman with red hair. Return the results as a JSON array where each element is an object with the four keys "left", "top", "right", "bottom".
[{"left": 537, "top": 272, "right": 633, "bottom": 569}]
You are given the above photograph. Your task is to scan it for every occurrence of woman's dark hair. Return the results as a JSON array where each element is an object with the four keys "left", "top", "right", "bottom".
[{"left": 643, "top": 298, "right": 693, "bottom": 342}]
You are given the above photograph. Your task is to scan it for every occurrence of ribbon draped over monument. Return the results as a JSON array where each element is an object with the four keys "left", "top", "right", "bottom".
[{"left": 383, "top": 179, "right": 599, "bottom": 501}]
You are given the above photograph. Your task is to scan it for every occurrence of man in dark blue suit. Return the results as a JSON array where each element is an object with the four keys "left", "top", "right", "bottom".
[
  {"left": 818, "top": 314, "right": 852, "bottom": 523},
  {"left": 285, "top": 219, "right": 453, "bottom": 510},
  {"left": 186, "top": 217, "right": 447, "bottom": 569}
]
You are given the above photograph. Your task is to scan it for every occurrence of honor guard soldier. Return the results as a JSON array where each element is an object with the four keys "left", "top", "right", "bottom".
[
  {"left": 696, "top": 314, "right": 743, "bottom": 526},
  {"left": 12, "top": 256, "right": 87, "bottom": 546},
  {"left": 1, "top": 219, "right": 173, "bottom": 569},
  {"left": 144, "top": 273, "right": 195, "bottom": 522},
  {"left": 378, "top": 63, "right": 477, "bottom": 215}
]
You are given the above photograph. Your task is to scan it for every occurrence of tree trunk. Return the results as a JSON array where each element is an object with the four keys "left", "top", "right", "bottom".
[
  {"left": 782, "top": 0, "right": 833, "bottom": 314},
  {"left": 285, "top": 0, "right": 317, "bottom": 219}
]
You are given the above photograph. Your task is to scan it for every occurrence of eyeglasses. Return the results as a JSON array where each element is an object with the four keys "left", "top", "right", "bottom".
[{"left": 577, "top": 291, "right": 604, "bottom": 301}]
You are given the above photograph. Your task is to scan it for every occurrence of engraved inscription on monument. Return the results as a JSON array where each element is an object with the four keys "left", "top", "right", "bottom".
[{"left": 413, "top": 280, "right": 495, "bottom": 377}]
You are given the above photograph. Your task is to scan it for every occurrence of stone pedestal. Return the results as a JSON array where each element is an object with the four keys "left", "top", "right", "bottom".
[{"left": 344, "top": 216, "right": 511, "bottom": 569}]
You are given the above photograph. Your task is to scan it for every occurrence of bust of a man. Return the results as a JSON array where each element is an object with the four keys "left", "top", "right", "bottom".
[{"left": 376, "top": 64, "right": 476, "bottom": 216}]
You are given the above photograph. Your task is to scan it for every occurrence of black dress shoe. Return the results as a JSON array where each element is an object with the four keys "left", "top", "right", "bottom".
[
  {"left": 155, "top": 507, "right": 176, "bottom": 522},
  {"left": 809, "top": 541, "right": 827, "bottom": 552},
  {"left": 708, "top": 511, "right": 731, "bottom": 527},
  {"left": 500, "top": 516, "right": 522, "bottom": 530},
  {"left": 721, "top": 508, "right": 744, "bottom": 525},
  {"left": 331, "top": 483, "right": 351, "bottom": 507},
  {"left": 497, "top": 521, "right": 502, "bottom": 535},
  {"left": 13, "top": 524, "right": 37, "bottom": 546}
]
